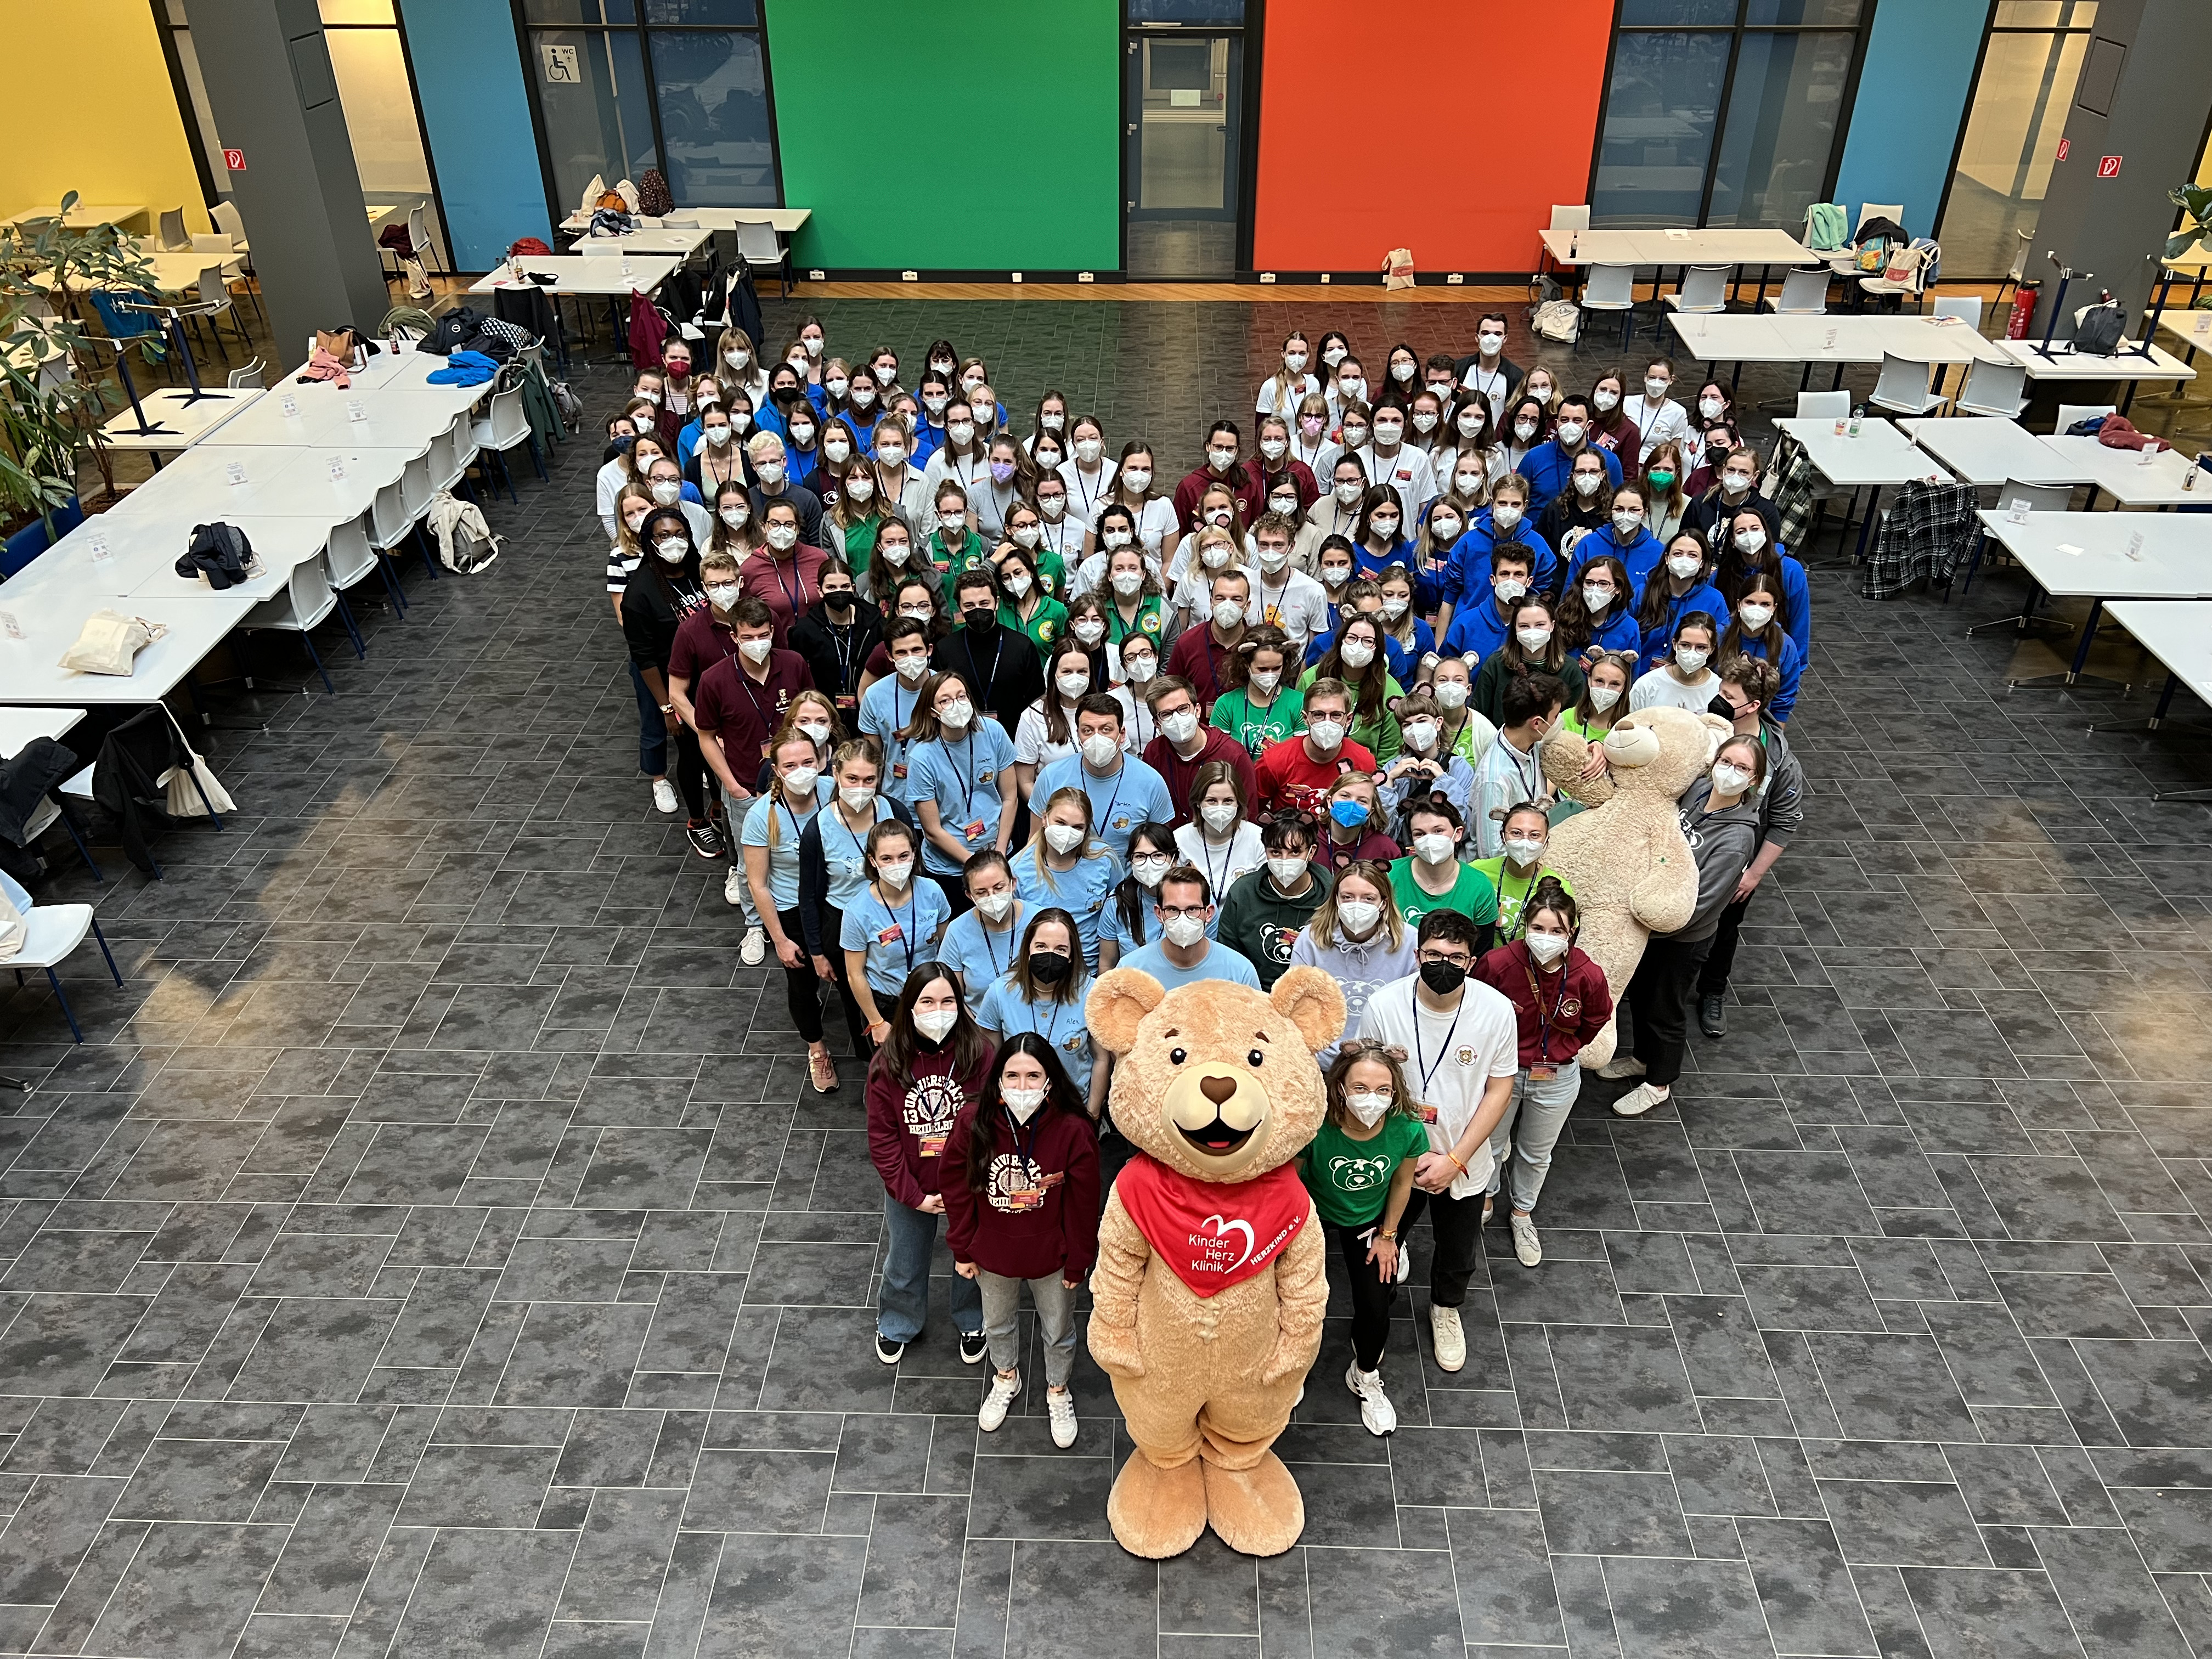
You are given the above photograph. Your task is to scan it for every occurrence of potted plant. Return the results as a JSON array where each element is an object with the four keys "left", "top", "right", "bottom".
[
  {"left": 0, "top": 191, "right": 156, "bottom": 543},
  {"left": 2168, "top": 183, "right": 2212, "bottom": 262}
]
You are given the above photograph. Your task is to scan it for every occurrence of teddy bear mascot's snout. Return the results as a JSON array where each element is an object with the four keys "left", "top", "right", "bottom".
[
  {"left": 1538, "top": 704, "right": 1731, "bottom": 1066},
  {"left": 1083, "top": 965, "right": 1346, "bottom": 1559}
]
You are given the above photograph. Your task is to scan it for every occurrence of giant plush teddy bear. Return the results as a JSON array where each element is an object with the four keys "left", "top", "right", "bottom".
[
  {"left": 1538, "top": 703, "right": 1729, "bottom": 1066},
  {"left": 1084, "top": 965, "right": 1347, "bottom": 1559}
]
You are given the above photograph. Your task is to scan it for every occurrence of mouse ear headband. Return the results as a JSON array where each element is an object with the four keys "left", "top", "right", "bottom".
[{"left": 1338, "top": 1038, "right": 1409, "bottom": 1065}]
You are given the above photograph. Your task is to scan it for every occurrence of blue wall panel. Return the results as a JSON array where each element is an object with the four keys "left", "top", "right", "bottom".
[
  {"left": 399, "top": 0, "right": 550, "bottom": 269},
  {"left": 1832, "top": 0, "right": 1992, "bottom": 240}
]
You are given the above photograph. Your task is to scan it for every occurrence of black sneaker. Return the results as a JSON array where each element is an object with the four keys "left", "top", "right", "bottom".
[
  {"left": 875, "top": 1334, "right": 905, "bottom": 1365},
  {"left": 685, "top": 819, "right": 725, "bottom": 859},
  {"left": 959, "top": 1330, "right": 989, "bottom": 1365},
  {"left": 1699, "top": 994, "right": 1726, "bottom": 1039}
]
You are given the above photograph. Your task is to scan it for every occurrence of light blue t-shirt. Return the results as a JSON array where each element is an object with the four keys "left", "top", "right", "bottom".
[
  {"left": 859, "top": 673, "right": 927, "bottom": 806},
  {"left": 1031, "top": 753, "right": 1175, "bottom": 861},
  {"left": 814, "top": 795, "right": 898, "bottom": 913},
  {"left": 1099, "top": 884, "right": 1152, "bottom": 960},
  {"left": 1118, "top": 938, "right": 1262, "bottom": 994},
  {"left": 976, "top": 969, "right": 1097, "bottom": 1099},
  {"left": 740, "top": 777, "right": 834, "bottom": 911},
  {"left": 1010, "top": 844, "right": 1122, "bottom": 968},
  {"left": 940, "top": 902, "right": 1029, "bottom": 1006},
  {"left": 839, "top": 879, "right": 951, "bottom": 996},
  {"left": 907, "top": 721, "right": 1018, "bottom": 874}
]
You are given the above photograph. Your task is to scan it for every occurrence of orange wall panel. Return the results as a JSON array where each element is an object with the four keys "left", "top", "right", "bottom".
[{"left": 1252, "top": 0, "right": 1616, "bottom": 274}]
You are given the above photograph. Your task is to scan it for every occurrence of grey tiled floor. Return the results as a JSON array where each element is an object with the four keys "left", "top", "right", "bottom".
[{"left": 3, "top": 297, "right": 2212, "bottom": 1658}]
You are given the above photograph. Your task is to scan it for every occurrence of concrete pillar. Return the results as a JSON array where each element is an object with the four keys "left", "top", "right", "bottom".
[
  {"left": 181, "top": 0, "right": 394, "bottom": 369},
  {"left": 2028, "top": 0, "right": 2212, "bottom": 338}
]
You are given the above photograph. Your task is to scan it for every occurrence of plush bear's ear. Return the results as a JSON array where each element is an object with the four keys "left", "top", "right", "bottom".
[
  {"left": 1087, "top": 967, "right": 1165, "bottom": 1056},
  {"left": 1271, "top": 966, "right": 1347, "bottom": 1054},
  {"left": 1696, "top": 710, "right": 1733, "bottom": 765}
]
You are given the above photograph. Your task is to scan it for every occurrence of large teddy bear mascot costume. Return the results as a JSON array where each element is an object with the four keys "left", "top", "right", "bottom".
[
  {"left": 1537, "top": 704, "right": 1729, "bottom": 1066},
  {"left": 1084, "top": 964, "right": 1347, "bottom": 1559}
]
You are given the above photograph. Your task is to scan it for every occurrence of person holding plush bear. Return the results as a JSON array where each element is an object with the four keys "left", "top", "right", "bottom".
[
  {"left": 868, "top": 963, "right": 995, "bottom": 1365},
  {"left": 1300, "top": 1040, "right": 1426, "bottom": 1436},
  {"left": 1474, "top": 879, "right": 1613, "bottom": 1268},
  {"left": 1355, "top": 909, "right": 1521, "bottom": 1375},
  {"left": 944, "top": 1032, "right": 1101, "bottom": 1448}
]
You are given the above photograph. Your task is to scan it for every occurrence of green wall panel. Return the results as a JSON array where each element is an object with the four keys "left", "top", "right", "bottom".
[{"left": 765, "top": 0, "right": 1120, "bottom": 271}]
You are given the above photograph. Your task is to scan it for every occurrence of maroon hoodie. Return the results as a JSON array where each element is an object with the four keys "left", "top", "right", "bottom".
[
  {"left": 1474, "top": 940, "right": 1614, "bottom": 1068},
  {"left": 942, "top": 1101, "right": 1102, "bottom": 1280},
  {"left": 867, "top": 1039, "right": 995, "bottom": 1209}
]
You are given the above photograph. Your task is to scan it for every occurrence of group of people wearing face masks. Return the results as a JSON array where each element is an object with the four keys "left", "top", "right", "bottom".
[{"left": 594, "top": 318, "right": 1808, "bottom": 1437}]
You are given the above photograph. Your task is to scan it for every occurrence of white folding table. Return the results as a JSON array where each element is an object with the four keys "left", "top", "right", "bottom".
[
  {"left": 4, "top": 204, "right": 148, "bottom": 231},
  {"left": 97, "top": 386, "right": 262, "bottom": 454},
  {"left": 0, "top": 707, "right": 84, "bottom": 759},
  {"left": 0, "top": 587, "right": 258, "bottom": 708},
  {"left": 1774, "top": 416, "right": 1949, "bottom": 558},
  {"left": 1899, "top": 418, "right": 2085, "bottom": 488},
  {"left": 1968, "top": 510, "right": 2212, "bottom": 689},
  {"left": 2094, "top": 600, "right": 2212, "bottom": 783},
  {"left": 2039, "top": 437, "right": 2211, "bottom": 507},
  {"left": 470, "top": 256, "right": 679, "bottom": 364},
  {"left": 1542, "top": 227, "right": 1814, "bottom": 310},
  {"left": 558, "top": 207, "right": 811, "bottom": 235},
  {"left": 1991, "top": 337, "right": 2198, "bottom": 417},
  {"left": 566, "top": 227, "right": 710, "bottom": 258}
]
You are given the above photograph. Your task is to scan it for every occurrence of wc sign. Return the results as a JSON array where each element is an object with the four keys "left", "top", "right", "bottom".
[{"left": 2097, "top": 155, "right": 2123, "bottom": 179}]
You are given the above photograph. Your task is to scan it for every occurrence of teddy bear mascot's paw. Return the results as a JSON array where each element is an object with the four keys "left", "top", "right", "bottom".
[
  {"left": 1087, "top": 1318, "right": 1145, "bottom": 1380},
  {"left": 1108, "top": 1451, "right": 1209, "bottom": 1560},
  {"left": 1201, "top": 1453, "right": 1306, "bottom": 1558}
]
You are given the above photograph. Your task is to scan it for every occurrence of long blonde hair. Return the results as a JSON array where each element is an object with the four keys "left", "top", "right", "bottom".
[
  {"left": 1307, "top": 858, "right": 1404, "bottom": 951},
  {"left": 760, "top": 733, "right": 822, "bottom": 855},
  {"left": 1026, "top": 786, "right": 1111, "bottom": 893}
]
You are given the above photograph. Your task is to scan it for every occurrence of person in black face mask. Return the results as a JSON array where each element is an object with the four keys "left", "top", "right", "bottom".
[
  {"left": 1350, "top": 908, "right": 1521, "bottom": 1378},
  {"left": 790, "top": 559, "right": 883, "bottom": 726},
  {"left": 932, "top": 567, "right": 1044, "bottom": 733}
]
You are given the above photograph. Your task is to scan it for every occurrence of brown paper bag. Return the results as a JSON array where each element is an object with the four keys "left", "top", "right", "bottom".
[{"left": 1382, "top": 247, "right": 1415, "bottom": 290}]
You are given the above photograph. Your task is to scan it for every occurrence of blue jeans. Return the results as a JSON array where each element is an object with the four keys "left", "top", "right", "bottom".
[
  {"left": 628, "top": 659, "right": 668, "bottom": 777},
  {"left": 878, "top": 1192, "right": 982, "bottom": 1344}
]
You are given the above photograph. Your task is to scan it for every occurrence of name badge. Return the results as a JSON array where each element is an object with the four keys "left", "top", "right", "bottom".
[{"left": 920, "top": 1136, "right": 946, "bottom": 1157}]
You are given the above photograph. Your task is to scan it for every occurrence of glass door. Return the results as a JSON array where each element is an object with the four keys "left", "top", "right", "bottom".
[{"left": 1124, "top": 6, "right": 1247, "bottom": 279}]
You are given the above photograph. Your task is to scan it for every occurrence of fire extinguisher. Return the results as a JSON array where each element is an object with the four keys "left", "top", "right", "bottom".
[{"left": 2008, "top": 279, "right": 2040, "bottom": 340}]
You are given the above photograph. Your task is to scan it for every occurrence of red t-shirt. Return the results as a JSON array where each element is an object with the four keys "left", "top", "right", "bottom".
[
  {"left": 1166, "top": 627, "right": 1242, "bottom": 712},
  {"left": 667, "top": 606, "right": 740, "bottom": 688},
  {"left": 739, "top": 545, "right": 831, "bottom": 648},
  {"left": 691, "top": 648, "right": 815, "bottom": 775},
  {"left": 1172, "top": 464, "right": 1265, "bottom": 537},
  {"left": 1254, "top": 735, "right": 1377, "bottom": 816},
  {"left": 1143, "top": 727, "right": 1259, "bottom": 829},
  {"left": 1320, "top": 828, "right": 1401, "bottom": 872}
]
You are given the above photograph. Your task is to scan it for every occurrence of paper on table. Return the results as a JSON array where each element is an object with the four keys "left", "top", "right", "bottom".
[
  {"left": 1664, "top": 229, "right": 1690, "bottom": 240},
  {"left": 0, "top": 611, "right": 21, "bottom": 641},
  {"left": 2056, "top": 543, "right": 2084, "bottom": 556}
]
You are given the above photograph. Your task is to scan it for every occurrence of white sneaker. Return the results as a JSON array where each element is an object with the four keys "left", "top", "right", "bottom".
[
  {"left": 724, "top": 867, "right": 746, "bottom": 907},
  {"left": 1511, "top": 1211, "right": 1543, "bottom": 1268},
  {"left": 1345, "top": 1360, "right": 1397, "bottom": 1436},
  {"left": 1430, "top": 1304, "right": 1465, "bottom": 1373},
  {"left": 651, "top": 777, "right": 679, "bottom": 814},
  {"left": 1597, "top": 1053, "right": 1647, "bottom": 1080},
  {"left": 1611, "top": 1082, "right": 1670, "bottom": 1118},
  {"left": 1394, "top": 1241, "right": 1411, "bottom": 1284},
  {"left": 979, "top": 1370, "right": 1021, "bottom": 1431},
  {"left": 739, "top": 924, "right": 766, "bottom": 965},
  {"left": 1046, "top": 1385, "right": 1077, "bottom": 1448}
]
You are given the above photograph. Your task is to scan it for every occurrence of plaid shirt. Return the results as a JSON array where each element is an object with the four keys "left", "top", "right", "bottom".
[{"left": 1862, "top": 479, "right": 1979, "bottom": 601}]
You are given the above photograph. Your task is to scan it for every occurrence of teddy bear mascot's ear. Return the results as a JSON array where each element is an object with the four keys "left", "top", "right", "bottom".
[
  {"left": 1541, "top": 720, "right": 1615, "bottom": 809},
  {"left": 1088, "top": 967, "right": 1167, "bottom": 1056},
  {"left": 1695, "top": 710, "right": 1733, "bottom": 766},
  {"left": 1271, "top": 966, "right": 1348, "bottom": 1054}
]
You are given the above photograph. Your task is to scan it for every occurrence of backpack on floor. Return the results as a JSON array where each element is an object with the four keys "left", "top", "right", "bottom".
[{"left": 1534, "top": 299, "right": 1581, "bottom": 343}]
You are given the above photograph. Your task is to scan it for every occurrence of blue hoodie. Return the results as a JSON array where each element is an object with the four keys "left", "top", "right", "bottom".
[
  {"left": 1566, "top": 524, "right": 1664, "bottom": 594},
  {"left": 1729, "top": 625, "right": 1804, "bottom": 723},
  {"left": 1712, "top": 549, "right": 1812, "bottom": 659},
  {"left": 1637, "top": 580, "right": 1729, "bottom": 674},
  {"left": 1446, "top": 512, "right": 1557, "bottom": 610},
  {"left": 1440, "top": 591, "right": 1520, "bottom": 663},
  {"left": 1517, "top": 441, "right": 1621, "bottom": 517}
]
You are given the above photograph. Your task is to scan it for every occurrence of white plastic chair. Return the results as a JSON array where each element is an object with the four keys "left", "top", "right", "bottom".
[
  {"left": 471, "top": 386, "right": 543, "bottom": 500},
  {"left": 1855, "top": 204, "right": 1904, "bottom": 238},
  {"left": 1960, "top": 478, "right": 2077, "bottom": 594},
  {"left": 157, "top": 207, "right": 189, "bottom": 250},
  {"left": 1952, "top": 358, "right": 2028, "bottom": 419},
  {"left": 370, "top": 468, "right": 437, "bottom": 585},
  {"left": 195, "top": 264, "right": 251, "bottom": 360},
  {"left": 18, "top": 794, "right": 103, "bottom": 881},
  {"left": 1869, "top": 352, "right": 1942, "bottom": 416},
  {"left": 1664, "top": 264, "right": 1732, "bottom": 316},
  {"left": 735, "top": 219, "right": 791, "bottom": 297},
  {"left": 1796, "top": 391, "right": 1850, "bottom": 419},
  {"left": 408, "top": 203, "right": 442, "bottom": 275},
  {"left": 2054, "top": 402, "right": 2117, "bottom": 436},
  {"left": 211, "top": 199, "right": 248, "bottom": 253},
  {"left": 1932, "top": 296, "right": 1983, "bottom": 329},
  {"left": 429, "top": 414, "right": 473, "bottom": 495},
  {"left": 1994, "top": 230, "right": 2032, "bottom": 306},
  {"left": 1549, "top": 205, "right": 1592, "bottom": 233},
  {"left": 1763, "top": 267, "right": 1831, "bottom": 315},
  {"left": 9, "top": 904, "right": 123, "bottom": 1045},
  {"left": 242, "top": 552, "right": 349, "bottom": 691},
  {"left": 227, "top": 359, "right": 264, "bottom": 390},
  {"left": 1580, "top": 263, "right": 1638, "bottom": 348},
  {"left": 329, "top": 509, "right": 407, "bottom": 618}
]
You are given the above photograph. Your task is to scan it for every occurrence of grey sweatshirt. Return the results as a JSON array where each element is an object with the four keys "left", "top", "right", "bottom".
[
  {"left": 1752, "top": 719, "right": 1804, "bottom": 850},
  {"left": 1669, "top": 780, "right": 1763, "bottom": 944}
]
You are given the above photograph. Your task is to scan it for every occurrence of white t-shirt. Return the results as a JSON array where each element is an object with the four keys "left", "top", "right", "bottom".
[
  {"left": 1624, "top": 394, "right": 1691, "bottom": 466},
  {"left": 596, "top": 459, "right": 634, "bottom": 537},
  {"left": 1361, "top": 446, "right": 1439, "bottom": 520},
  {"left": 1256, "top": 371, "right": 1322, "bottom": 417},
  {"left": 1629, "top": 665, "right": 1722, "bottom": 714},
  {"left": 1175, "top": 820, "right": 1265, "bottom": 900},
  {"left": 1248, "top": 567, "right": 1331, "bottom": 657},
  {"left": 1086, "top": 495, "right": 1180, "bottom": 560},
  {"left": 1037, "top": 511, "right": 1088, "bottom": 562},
  {"left": 1069, "top": 546, "right": 1166, "bottom": 601},
  {"left": 1357, "top": 975, "right": 1519, "bottom": 1199},
  {"left": 1014, "top": 693, "right": 1140, "bottom": 771},
  {"left": 1058, "top": 458, "right": 1119, "bottom": 525}
]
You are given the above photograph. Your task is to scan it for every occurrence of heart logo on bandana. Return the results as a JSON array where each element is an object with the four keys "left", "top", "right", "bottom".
[{"left": 1197, "top": 1214, "right": 1256, "bottom": 1271}]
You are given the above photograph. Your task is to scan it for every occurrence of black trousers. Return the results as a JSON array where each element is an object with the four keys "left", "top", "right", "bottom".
[
  {"left": 1324, "top": 1218, "right": 1399, "bottom": 1371},
  {"left": 928, "top": 870, "right": 972, "bottom": 920},
  {"left": 817, "top": 901, "right": 871, "bottom": 1058},
  {"left": 1628, "top": 933, "right": 1713, "bottom": 1087},
  {"left": 1398, "top": 1184, "right": 1486, "bottom": 1309},
  {"left": 672, "top": 725, "right": 710, "bottom": 820},
  {"left": 775, "top": 905, "right": 825, "bottom": 1043},
  {"left": 1698, "top": 891, "right": 1751, "bottom": 997}
]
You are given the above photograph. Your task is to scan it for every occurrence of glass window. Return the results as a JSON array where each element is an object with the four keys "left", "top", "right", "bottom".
[
  {"left": 1937, "top": 23, "right": 2094, "bottom": 278},
  {"left": 319, "top": 0, "right": 395, "bottom": 22},
  {"left": 1128, "top": 0, "right": 1246, "bottom": 20},
  {"left": 648, "top": 30, "right": 775, "bottom": 205},
  {"left": 1619, "top": 0, "right": 1734, "bottom": 22},
  {"left": 1592, "top": 33, "right": 1730, "bottom": 226},
  {"left": 534, "top": 26, "right": 658, "bottom": 211},
  {"left": 1992, "top": 1, "right": 2096, "bottom": 24},
  {"left": 526, "top": 0, "right": 639, "bottom": 22},
  {"left": 1744, "top": 0, "right": 1860, "bottom": 22},
  {"left": 325, "top": 29, "right": 434, "bottom": 197},
  {"left": 645, "top": 0, "right": 759, "bottom": 21},
  {"left": 1706, "top": 29, "right": 1855, "bottom": 228}
]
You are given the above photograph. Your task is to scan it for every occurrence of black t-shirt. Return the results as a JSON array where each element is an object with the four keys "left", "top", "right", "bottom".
[{"left": 932, "top": 624, "right": 1045, "bottom": 733}]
